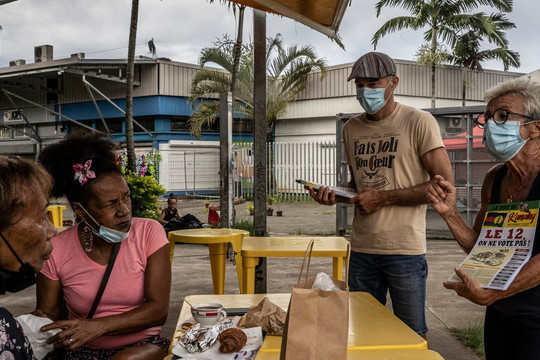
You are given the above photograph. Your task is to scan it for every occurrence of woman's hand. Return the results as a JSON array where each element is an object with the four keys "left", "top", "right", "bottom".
[
  {"left": 427, "top": 175, "right": 456, "bottom": 217},
  {"left": 42, "top": 318, "right": 106, "bottom": 351},
  {"left": 443, "top": 267, "right": 498, "bottom": 306}
]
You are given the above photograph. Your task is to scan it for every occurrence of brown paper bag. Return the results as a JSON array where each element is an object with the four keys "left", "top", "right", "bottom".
[
  {"left": 240, "top": 297, "right": 287, "bottom": 335},
  {"left": 280, "top": 239, "right": 350, "bottom": 360}
]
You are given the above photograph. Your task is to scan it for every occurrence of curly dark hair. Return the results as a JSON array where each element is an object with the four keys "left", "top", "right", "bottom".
[{"left": 38, "top": 133, "right": 122, "bottom": 204}]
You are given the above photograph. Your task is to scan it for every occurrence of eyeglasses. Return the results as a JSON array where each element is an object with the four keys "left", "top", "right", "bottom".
[{"left": 475, "top": 108, "right": 535, "bottom": 128}]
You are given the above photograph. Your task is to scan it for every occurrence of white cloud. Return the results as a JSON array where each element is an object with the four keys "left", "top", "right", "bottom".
[{"left": 0, "top": 0, "right": 537, "bottom": 73}]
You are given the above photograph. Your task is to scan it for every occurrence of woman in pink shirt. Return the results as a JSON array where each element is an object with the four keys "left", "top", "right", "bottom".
[{"left": 36, "top": 133, "right": 171, "bottom": 360}]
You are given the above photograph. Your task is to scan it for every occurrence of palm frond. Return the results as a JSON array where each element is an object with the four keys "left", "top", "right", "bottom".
[
  {"left": 371, "top": 16, "right": 420, "bottom": 49},
  {"left": 199, "top": 47, "right": 234, "bottom": 72},
  {"left": 479, "top": 48, "right": 520, "bottom": 70},
  {"left": 266, "top": 34, "right": 283, "bottom": 61},
  {"left": 188, "top": 70, "right": 232, "bottom": 105},
  {"left": 188, "top": 34, "right": 326, "bottom": 137},
  {"left": 188, "top": 101, "right": 220, "bottom": 138},
  {"left": 375, "top": 0, "right": 422, "bottom": 17}
]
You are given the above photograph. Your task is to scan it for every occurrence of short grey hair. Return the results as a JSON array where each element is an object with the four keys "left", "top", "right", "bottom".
[
  {"left": 0, "top": 156, "right": 52, "bottom": 231},
  {"left": 484, "top": 77, "right": 540, "bottom": 120}
]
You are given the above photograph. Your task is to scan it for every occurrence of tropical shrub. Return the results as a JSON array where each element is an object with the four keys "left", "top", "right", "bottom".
[{"left": 124, "top": 172, "right": 166, "bottom": 219}]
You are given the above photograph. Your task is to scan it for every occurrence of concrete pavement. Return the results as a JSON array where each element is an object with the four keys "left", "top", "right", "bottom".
[{"left": 3, "top": 200, "right": 485, "bottom": 359}]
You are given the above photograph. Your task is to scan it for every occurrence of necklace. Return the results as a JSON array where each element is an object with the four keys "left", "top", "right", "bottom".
[
  {"left": 506, "top": 175, "right": 526, "bottom": 203},
  {"left": 81, "top": 223, "right": 94, "bottom": 252}
]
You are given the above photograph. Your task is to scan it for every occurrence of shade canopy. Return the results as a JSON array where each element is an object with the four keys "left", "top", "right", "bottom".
[
  {"left": 227, "top": 0, "right": 350, "bottom": 40},
  {"left": 443, "top": 127, "right": 485, "bottom": 150}
]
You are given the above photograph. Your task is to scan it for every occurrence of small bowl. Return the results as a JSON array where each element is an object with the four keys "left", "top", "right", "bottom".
[{"left": 190, "top": 302, "right": 227, "bottom": 326}]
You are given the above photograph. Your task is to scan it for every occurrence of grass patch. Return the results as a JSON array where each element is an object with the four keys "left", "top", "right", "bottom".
[
  {"left": 234, "top": 219, "right": 255, "bottom": 236},
  {"left": 286, "top": 230, "right": 338, "bottom": 236},
  {"left": 450, "top": 323, "right": 484, "bottom": 357},
  {"left": 233, "top": 219, "right": 269, "bottom": 236},
  {"left": 288, "top": 229, "right": 303, "bottom": 235}
]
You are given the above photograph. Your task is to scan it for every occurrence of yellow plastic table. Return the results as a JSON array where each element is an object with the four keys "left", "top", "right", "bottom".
[
  {"left": 47, "top": 205, "right": 67, "bottom": 227},
  {"left": 241, "top": 236, "right": 349, "bottom": 294},
  {"left": 169, "top": 292, "right": 427, "bottom": 355},
  {"left": 168, "top": 228, "right": 249, "bottom": 294},
  {"left": 254, "top": 349, "right": 444, "bottom": 359}
]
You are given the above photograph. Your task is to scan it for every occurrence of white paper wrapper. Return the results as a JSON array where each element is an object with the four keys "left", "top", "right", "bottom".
[{"left": 15, "top": 314, "right": 61, "bottom": 360}]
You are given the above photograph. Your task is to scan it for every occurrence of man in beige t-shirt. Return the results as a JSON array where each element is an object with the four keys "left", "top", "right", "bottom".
[{"left": 307, "top": 52, "right": 453, "bottom": 337}]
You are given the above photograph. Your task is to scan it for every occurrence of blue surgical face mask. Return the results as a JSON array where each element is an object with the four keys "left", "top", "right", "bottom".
[
  {"left": 483, "top": 120, "right": 529, "bottom": 162},
  {"left": 78, "top": 203, "right": 131, "bottom": 243},
  {"left": 356, "top": 77, "right": 393, "bottom": 114}
]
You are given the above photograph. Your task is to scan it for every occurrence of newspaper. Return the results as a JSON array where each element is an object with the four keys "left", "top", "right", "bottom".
[
  {"left": 448, "top": 200, "right": 539, "bottom": 290},
  {"left": 296, "top": 179, "right": 357, "bottom": 199}
]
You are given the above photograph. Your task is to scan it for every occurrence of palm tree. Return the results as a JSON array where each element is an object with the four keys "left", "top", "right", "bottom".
[
  {"left": 125, "top": 0, "right": 139, "bottom": 173},
  {"left": 453, "top": 28, "right": 520, "bottom": 106},
  {"left": 208, "top": 1, "right": 246, "bottom": 98},
  {"left": 188, "top": 34, "right": 327, "bottom": 140},
  {"left": 372, "top": 0, "right": 514, "bottom": 108}
]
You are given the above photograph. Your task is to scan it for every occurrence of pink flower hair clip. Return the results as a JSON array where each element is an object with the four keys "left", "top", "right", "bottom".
[{"left": 73, "top": 160, "right": 96, "bottom": 185}]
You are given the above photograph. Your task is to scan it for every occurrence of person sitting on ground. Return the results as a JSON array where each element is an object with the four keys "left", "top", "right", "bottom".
[
  {"left": 36, "top": 133, "right": 171, "bottom": 360},
  {"left": 158, "top": 194, "right": 181, "bottom": 226},
  {"left": 0, "top": 156, "right": 56, "bottom": 359}
]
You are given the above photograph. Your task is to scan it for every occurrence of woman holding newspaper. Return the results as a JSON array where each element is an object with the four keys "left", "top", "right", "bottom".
[{"left": 427, "top": 78, "right": 540, "bottom": 360}]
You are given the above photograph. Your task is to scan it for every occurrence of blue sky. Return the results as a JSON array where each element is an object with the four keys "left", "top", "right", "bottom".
[{"left": 0, "top": 0, "right": 537, "bottom": 74}]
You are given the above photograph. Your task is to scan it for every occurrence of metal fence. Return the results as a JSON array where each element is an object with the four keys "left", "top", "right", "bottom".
[
  {"left": 160, "top": 141, "right": 337, "bottom": 202},
  {"left": 160, "top": 106, "right": 495, "bottom": 231},
  {"left": 159, "top": 149, "right": 221, "bottom": 197}
]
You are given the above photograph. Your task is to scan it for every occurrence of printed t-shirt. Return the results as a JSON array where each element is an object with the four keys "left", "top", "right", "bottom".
[
  {"left": 40, "top": 217, "right": 168, "bottom": 349},
  {"left": 342, "top": 103, "right": 444, "bottom": 255}
]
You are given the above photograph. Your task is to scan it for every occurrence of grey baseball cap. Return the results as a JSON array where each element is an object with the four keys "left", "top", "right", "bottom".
[{"left": 347, "top": 52, "right": 397, "bottom": 81}]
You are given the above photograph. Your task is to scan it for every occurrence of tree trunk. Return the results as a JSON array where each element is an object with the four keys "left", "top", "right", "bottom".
[
  {"left": 125, "top": 0, "right": 139, "bottom": 173},
  {"left": 430, "top": 24, "right": 437, "bottom": 108},
  {"left": 230, "top": 5, "right": 245, "bottom": 98}
]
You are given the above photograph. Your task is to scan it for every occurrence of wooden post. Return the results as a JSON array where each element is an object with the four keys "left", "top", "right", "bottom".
[
  {"left": 253, "top": 9, "right": 267, "bottom": 294},
  {"left": 220, "top": 92, "right": 234, "bottom": 228}
]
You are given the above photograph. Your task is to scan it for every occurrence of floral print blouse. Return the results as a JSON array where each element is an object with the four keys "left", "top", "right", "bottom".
[{"left": 0, "top": 306, "right": 36, "bottom": 360}]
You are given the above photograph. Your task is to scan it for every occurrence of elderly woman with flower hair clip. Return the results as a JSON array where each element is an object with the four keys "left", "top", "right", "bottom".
[{"left": 36, "top": 133, "right": 171, "bottom": 360}]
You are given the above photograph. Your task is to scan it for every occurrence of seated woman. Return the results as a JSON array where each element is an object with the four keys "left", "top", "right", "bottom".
[
  {"left": 36, "top": 133, "right": 171, "bottom": 360},
  {"left": 0, "top": 156, "right": 56, "bottom": 359},
  {"left": 158, "top": 194, "right": 181, "bottom": 226}
]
